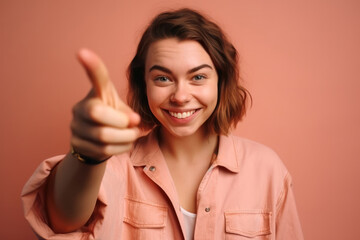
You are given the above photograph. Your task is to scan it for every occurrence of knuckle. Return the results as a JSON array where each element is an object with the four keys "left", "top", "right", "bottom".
[
  {"left": 95, "top": 128, "right": 108, "bottom": 142},
  {"left": 72, "top": 103, "right": 80, "bottom": 116},
  {"left": 101, "top": 145, "right": 112, "bottom": 156},
  {"left": 70, "top": 117, "right": 80, "bottom": 129},
  {"left": 70, "top": 121, "right": 77, "bottom": 134},
  {"left": 88, "top": 103, "right": 102, "bottom": 121},
  {"left": 70, "top": 137, "right": 80, "bottom": 148},
  {"left": 72, "top": 99, "right": 90, "bottom": 120}
]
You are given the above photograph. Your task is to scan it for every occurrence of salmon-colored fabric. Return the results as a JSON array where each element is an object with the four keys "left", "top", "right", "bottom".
[{"left": 22, "top": 129, "right": 304, "bottom": 239}]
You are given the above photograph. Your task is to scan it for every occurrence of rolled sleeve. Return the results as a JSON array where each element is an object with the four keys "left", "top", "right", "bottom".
[{"left": 21, "top": 155, "right": 107, "bottom": 240}]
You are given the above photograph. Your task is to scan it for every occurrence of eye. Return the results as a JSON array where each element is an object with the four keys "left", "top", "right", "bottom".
[
  {"left": 193, "top": 74, "right": 206, "bottom": 81},
  {"left": 155, "top": 76, "right": 170, "bottom": 82}
]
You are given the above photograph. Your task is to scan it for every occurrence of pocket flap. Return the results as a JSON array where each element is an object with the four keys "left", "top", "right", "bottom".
[
  {"left": 225, "top": 210, "right": 271, "bottom": 237},
  {"left": 123, "top": 198, "right": 167, "bottom": 228}
]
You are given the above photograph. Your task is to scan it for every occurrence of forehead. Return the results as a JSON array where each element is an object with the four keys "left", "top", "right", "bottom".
[{"left": 145, "top": 38, "right": 214, "bottom": 70}]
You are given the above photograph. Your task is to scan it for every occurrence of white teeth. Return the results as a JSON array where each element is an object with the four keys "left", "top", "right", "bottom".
[{"left": 169, "top": 110, "right": 195, "bottom": 119}]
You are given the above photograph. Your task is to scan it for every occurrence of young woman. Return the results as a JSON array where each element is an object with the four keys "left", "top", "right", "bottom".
[{"left": 22, "top": 8, "right": 304, "bottom": 239}]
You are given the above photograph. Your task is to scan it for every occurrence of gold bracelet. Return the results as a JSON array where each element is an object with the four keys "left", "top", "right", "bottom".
[{"left": 70, "top": 146, "right": 109, "bottom": 165}]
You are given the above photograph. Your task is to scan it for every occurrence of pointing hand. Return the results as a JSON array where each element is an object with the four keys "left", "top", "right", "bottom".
[{"left": 70, "top": 49, "right": 140, "bottom": 161}]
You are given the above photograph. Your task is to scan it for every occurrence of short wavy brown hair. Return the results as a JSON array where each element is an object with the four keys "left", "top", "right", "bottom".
[{"left": 127, "top": 8, "right": 251, "bottom": 135}]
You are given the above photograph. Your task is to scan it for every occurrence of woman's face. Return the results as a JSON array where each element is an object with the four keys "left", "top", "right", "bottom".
[{"left": 145, "top": 38, "right": 218, "bottom": 137}]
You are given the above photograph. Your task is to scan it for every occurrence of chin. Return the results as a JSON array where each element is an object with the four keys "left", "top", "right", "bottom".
[{"left": 164, "top": 125, "right": 203, "bottom": 138}]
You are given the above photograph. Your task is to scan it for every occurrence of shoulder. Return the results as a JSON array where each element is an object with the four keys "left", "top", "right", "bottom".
[
  {"left": 230, "top": 134, "right": 281, "bottom": 161},
  {"left": 222, "top": 134, "right": 289, "bottom": 178}
]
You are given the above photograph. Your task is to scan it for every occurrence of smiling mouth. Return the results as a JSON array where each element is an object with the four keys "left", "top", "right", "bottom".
[{"left": 168, "top": 110, "right": 196, "bottom": 119}]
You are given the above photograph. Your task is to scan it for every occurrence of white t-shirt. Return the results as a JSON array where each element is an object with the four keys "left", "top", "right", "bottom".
[{"left": 180, "top": 207, "right": 197, "bottom": 240}]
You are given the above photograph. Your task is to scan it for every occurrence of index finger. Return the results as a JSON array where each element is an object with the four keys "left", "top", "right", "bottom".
[
  {"left": 77, "top": 48, "right": 111, "bottom": 99},
  {"left": 77, "top": 48, "right": 141, "bottom": 127}
]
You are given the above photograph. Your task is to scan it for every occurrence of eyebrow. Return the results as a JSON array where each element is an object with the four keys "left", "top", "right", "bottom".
[{"left": 149, "top": 64, "right": 213, "bottom": 74}]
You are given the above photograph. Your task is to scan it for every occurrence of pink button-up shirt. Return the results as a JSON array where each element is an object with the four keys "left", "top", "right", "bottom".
[{"left": 22, "top": 130, "right": 304, "bottom": 239}]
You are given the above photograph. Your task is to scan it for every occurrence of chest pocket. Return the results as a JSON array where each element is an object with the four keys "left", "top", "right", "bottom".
[
  {"left": 224, "top": 210, "right": 272, "bottom": 239},
  {"left": 122, "top": 197, "right": 167, "bottom": 240}
]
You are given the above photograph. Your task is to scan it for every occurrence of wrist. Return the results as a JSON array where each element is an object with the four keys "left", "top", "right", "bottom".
[{"left": 70, "top": 146, "right": 110, "bottom": 165}]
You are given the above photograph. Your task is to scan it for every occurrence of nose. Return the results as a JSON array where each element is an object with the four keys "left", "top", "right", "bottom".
[{"left": 170, "top": 82, "right": 191, "bottom": 104}]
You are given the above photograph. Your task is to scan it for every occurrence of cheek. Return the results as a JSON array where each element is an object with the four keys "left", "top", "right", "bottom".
[
  {"left": 146, "top": 85, "right": 165, "bottom": 110},
  {"left": 198, "top": 84, "right": 218, "bottom": 107}
]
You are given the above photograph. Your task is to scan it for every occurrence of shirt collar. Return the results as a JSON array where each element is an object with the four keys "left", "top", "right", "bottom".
[
  {"left": 213, "top": 134, "right": 241, "bottom": 173},
  {"left": 130, "top": 129, "right": 161, "bottom": 167},
  {"left": 130, "top": 129, "right": 241, "bottom": 173}
]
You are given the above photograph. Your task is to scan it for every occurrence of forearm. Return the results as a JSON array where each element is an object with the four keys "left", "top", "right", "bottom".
[
  {"left": 43, "top": 48, "right": 140, "bottom": 233},
  {"left": 45, "top": 153, "right": 107, "bottom": 233}
]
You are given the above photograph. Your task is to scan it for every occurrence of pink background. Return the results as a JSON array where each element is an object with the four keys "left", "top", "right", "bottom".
[{"left": 1, "top": 0, "right": 359, "bottom": 239}]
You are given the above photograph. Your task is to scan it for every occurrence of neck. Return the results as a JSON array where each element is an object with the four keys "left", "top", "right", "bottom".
[{"left": 158, "top": 127, "right": 218, "bottom": 164}]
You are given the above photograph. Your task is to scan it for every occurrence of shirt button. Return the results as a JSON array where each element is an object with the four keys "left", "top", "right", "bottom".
[
  {"left": 205, "top": 207, "right": 211, "bottom": 212},
  {"left": 149, "top": 166, "right": 156, "bottom": 172}
]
